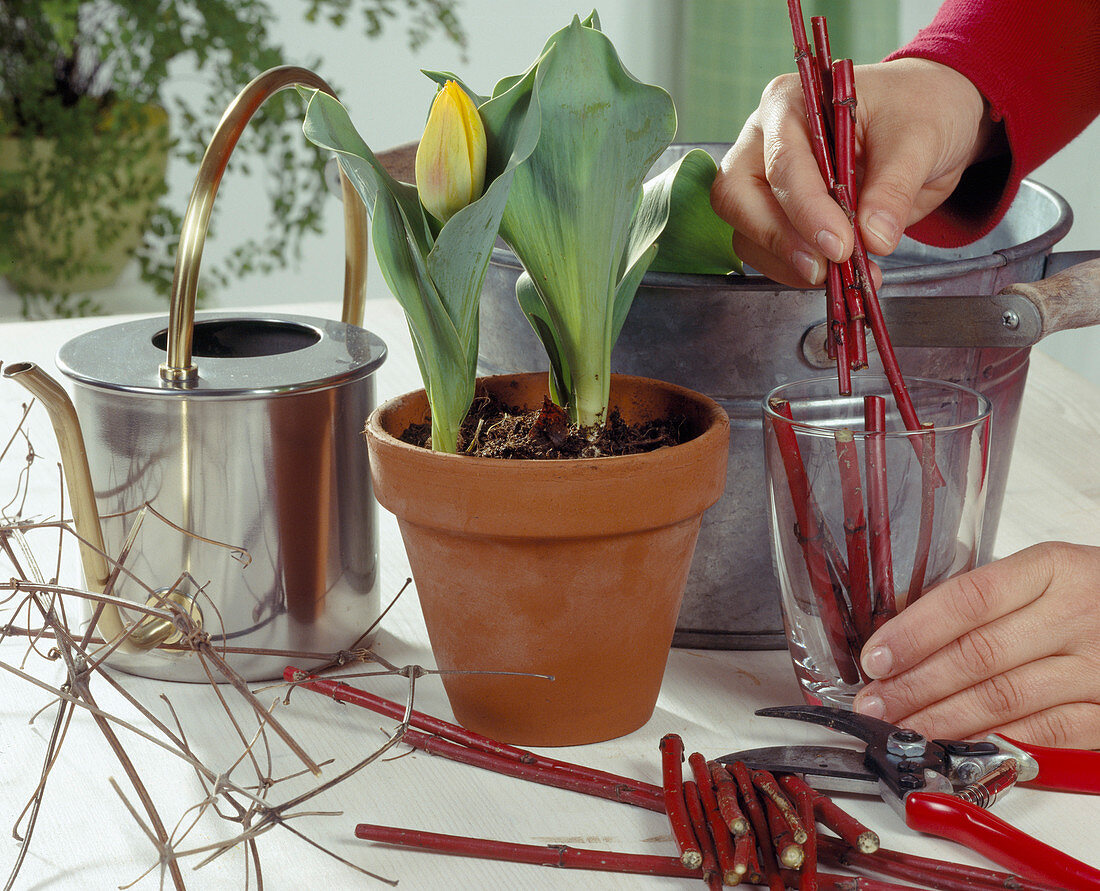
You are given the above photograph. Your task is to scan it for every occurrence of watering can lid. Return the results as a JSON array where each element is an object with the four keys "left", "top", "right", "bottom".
[{"left": 57, "top": 312, "right": 386, "bottom": 398}]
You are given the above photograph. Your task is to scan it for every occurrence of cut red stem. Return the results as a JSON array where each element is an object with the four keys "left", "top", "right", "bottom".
[
  {"left": 787, "top": 0, "right": 836, "bottom": 189},
  {"left": 353, "top": 823, "right": 703, "bottom": 879},
  {"left": 827, "top": 262, "right": 851, "bottom": 393},
  {"left": 842, "top": 261, "right": 868, "bottom": 369},
  {"left": 863, "top": 396, "right": 897, "bottom": 628},
  {"left": 751, "top": 768, "right": 809, "bottom": 845},
  {"left": 710, "top": 760, "right": 750, "bottom": 837},
  {"left": 684, "top": 780, "right": 721, "bottom": 884},
  {"left": 831, "top": 60, "right": 857, "bottom": 200},
  {"left": 811, "top": 15, "right": 834, "bottom": 135},
  {"left": 834, "top": 428, "right": 873, "bottom": 643},
  {"left": 728, "top": 761, "right": 785, "bottom": 891},
  {"left": 794, "top": 872, "right": 925, "bottom": 891},
  {"left": 285, "top": 668, "right": 664, "bottom": 811},
  {"left": 764, "top": 796, "right": 805, "bottom": 870},
  {"left": 817, "top": 836, "right": 1065, "bottom": 891},
  {"left": 769, "top": 399, "right": 861, "bottom": 684},
  {"left": 397, "top": 725, "right": 666, "bottom": 812},
  {"left": 790, "top": 777, "right": 818, "bottom": 891},
  {"left": 661, "top": 733, "right": 703, "bottom": 870},
  {"left": 689, "top": 755, "right": 740, "bottom": 884},
  {"left": 734, "top": 829, "right": 760, "bottom": 883},
  {"left": 779, "top": 774, "right": 879, "bottom": 854},
  {"left": 788, "top": 3, "right": 926, "bottom": 447},
  {"left": 906, "top": 422, "right": 938, "bottom": 605}
]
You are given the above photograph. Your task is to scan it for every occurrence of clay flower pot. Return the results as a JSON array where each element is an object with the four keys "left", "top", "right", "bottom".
[{"left": 365, "top": 372, "right": 730, "bottom": 746}]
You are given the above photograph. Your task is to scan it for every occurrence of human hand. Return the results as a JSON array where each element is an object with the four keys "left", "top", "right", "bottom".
[
  {"left": 852, "top": 542, "right": 1100, "bottom": 749},
  {"left": 710, "top": 58, "right": 992, "bottom": 287}
]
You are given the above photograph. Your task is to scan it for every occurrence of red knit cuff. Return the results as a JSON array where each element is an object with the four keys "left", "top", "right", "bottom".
[{"left": 884, "top": 42, "right": 1019, "bottom": 248}]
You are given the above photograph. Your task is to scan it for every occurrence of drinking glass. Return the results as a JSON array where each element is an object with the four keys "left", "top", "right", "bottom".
[{"left": 762, "top": 375, "right": 992, "bottom": 708}]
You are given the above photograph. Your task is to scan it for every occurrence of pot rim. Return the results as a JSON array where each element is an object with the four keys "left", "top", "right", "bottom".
[{"left": 365, "top": 372, "right": 732, "bottom": 539}]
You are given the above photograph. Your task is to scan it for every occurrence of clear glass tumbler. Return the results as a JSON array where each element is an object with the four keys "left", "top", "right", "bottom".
[{"left": 762, "top": 375, "right": 993, "bottom": 708}]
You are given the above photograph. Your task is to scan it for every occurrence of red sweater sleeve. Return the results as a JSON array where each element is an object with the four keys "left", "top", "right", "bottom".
[{"left": 884, "top": 0, "right": 1100, "bottom": 247}]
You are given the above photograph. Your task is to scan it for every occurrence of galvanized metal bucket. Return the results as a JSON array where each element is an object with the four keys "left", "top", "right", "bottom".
[
  {"left": 37, "top": 68, "right": 386, "bottom": 681},
  {"left": 479, "top": 144, "right": 1100, "bottom": 649}
]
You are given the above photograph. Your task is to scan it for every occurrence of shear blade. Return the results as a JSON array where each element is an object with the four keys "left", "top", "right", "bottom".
[
  {"left": 718, "top": 745, "right": 879, "bottom": 795},
  {"left": 756, "top": 705, "right": 899, "bottom": 749}
]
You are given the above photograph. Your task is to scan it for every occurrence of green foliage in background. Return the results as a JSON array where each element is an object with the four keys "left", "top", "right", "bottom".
[{"left": 0, "top": 0, "right": 465, "bottom": 317}]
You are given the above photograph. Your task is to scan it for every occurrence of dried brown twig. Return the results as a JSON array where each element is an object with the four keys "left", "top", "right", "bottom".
[{"left": 0, "top": 401, "right": 449, "bottom": 889}]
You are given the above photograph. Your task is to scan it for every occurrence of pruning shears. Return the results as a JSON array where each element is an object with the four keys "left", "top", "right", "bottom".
[{"left": 720, "top": 705, "right": 1100, "bottom": 890}]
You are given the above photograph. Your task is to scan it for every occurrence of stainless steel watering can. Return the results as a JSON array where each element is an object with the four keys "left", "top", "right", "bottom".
[{"left": 4, "top": 67, "right": 386, "bottom": 682}]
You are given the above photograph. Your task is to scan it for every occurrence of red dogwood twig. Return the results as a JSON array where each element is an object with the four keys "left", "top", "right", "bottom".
[
  {"left": 684, "top": 780, "right": 722, "bottom": 888},
  {"left": 817, "top": 836, "right": 1065, "bottom": 891},
  {"left": 728, "top": 761, "right": 785, "bottom": 891},
  {"left": 660, "top": 733, "right": 703, "bottom": 869},
  {"left": 864, "top": 396, "right": 898, "bottom": 628},
  {"left": 285, "top": 667, "right": 665, "bottom": 811},
  {"left": 834, "top": 427, "right": 873, "bottom": 642},
  {"left": 689, "top": 754, "right": 740, "bottom": 884},
  {"left": 354, "top": 823, "right": 703, "bottom": 879},
  {"left": 779, "top": 774, "right": 880, "bottom": 854},
  {"left": 709, "top": 760, "right": 750, "bottom": 837},
  {"left": 906, "top": 422, "right": 938, "bottom": 605},
  {"left": 789, "top": 1, "right": 928, "bottom": 446},
  {"left": 789, "top": 775, "right": 819, "bottom": 891},
  {"left": 770, "top": 398, "right": 862, "bottom": 684}
]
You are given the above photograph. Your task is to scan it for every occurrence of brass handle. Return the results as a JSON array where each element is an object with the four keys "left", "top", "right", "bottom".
[{"left": 160, "top": 66, "right": 368, "bottom": 384}]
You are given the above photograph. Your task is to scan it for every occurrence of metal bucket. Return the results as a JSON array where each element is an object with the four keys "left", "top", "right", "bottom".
[
  {"left": 479, "top": 144, "right": 1100, "bottom": 649},
  {"left": 49, "top": 68, "right": 386, "bottom": 681}
]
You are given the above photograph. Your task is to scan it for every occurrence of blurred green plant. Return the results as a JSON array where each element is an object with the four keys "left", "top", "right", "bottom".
[{"left": 0, "top": 0, "right": 465, "bottom": 318}]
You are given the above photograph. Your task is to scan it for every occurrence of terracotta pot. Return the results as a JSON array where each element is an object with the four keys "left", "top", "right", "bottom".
[{"left": 365, "top": 372, "right": 730, "bottom": 746}]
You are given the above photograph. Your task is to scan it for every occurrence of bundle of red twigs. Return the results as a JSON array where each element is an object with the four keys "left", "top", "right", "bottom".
[
  {"left": 773, "top": 3, "right": 942, "bottom": 680},
  {"left": 286, "top": 669, "right": 1059, "bottom": 889},
  {"left": 786, "top": 1, "right": 915, "bottom": 416}
]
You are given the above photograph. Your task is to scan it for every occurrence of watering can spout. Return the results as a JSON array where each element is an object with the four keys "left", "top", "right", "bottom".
[{"left": 3, "top": 362, "right": 174, "bottom": 650}]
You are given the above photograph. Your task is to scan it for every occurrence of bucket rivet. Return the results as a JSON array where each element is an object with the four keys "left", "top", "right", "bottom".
[{"left": 1001, "top": 310, "right": 1020, "bottom": 330}]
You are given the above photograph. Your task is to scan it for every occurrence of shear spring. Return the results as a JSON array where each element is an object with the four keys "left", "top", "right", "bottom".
[{"left": 955, "top": 758, "right": 1019, "bottom": 809}]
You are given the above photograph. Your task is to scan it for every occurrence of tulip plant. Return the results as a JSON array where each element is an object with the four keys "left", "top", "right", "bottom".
[{"left": 300, "top": 11, "right": 739, "bottom": 450}]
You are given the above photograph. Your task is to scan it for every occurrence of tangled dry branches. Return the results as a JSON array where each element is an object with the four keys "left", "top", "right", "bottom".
[{"left": 0, "top": 397, "right": 440, "bottom": 889}]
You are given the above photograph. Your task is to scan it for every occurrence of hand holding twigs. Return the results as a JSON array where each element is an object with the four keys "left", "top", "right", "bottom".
[{"left": 709, "top": 58, "right": 992, "bottom": 287}]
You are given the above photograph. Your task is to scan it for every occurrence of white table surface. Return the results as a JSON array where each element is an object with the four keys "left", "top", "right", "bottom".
[{"left": 1, "top": 290, "right": 1098, "bottom": 890}]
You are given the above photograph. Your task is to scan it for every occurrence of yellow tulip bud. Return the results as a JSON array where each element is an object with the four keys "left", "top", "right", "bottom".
[{"left": 415, "top": 81, "right": 487, "bottom": 223}]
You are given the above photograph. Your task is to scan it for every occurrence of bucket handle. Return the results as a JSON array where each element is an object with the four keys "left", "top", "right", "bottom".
[
  {"left": 160, "top": 66, "right": 367, "bottom": 384},
  {"left": 1009, "top": 252, "right": 1100, "bottom": 339}
]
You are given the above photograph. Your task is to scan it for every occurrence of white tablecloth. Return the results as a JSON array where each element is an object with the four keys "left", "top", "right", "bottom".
[{"left": 0, "top": 292, "right": 1097, "bottom": 889}]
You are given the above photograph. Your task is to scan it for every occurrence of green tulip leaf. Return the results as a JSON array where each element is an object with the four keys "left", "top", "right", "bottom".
[
  {"left": 516, "top": 271, "right": 568, "bottom": 407},
  {"left": 300, "top": 78, "right": 541, "bottom": 452},
  {"left": 647, "top": 149, "right": 743, "bottom": 275},
  {"left": 300, "top": 88, "right": 431, "bottom": 255},
  {"left": 491, "top": 15, "right": 676, "bottom": 426}
]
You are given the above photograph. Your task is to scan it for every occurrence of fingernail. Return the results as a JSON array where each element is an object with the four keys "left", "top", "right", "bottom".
[
  {"left": 854, "top": 693, "right": 886, "bottom": 720},
  {"left": 865, "top": 212, "right": 899, "bottom": 250},
  {"left": 862, "top": 644, "right": 893, "bottom": 678},
  {"left": 815, "top": 228, "right": 845, "bottom": 262},
  {"left": 791, "top": 250, "right": 823, "bottom": 285}
]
